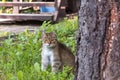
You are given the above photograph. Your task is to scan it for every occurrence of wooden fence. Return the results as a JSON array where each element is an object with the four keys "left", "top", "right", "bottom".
[{"left": 0, "top": 0, "right": 66, "bottom": 22}]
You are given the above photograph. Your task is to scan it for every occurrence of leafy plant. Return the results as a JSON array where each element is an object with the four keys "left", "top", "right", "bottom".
[{"left": 0, "top": 17, "right": 78, "bottom": 80}]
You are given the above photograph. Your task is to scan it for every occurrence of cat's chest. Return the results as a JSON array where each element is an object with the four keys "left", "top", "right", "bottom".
[{"left": 42, "top": 46, "right": 54, "bottom": 56}]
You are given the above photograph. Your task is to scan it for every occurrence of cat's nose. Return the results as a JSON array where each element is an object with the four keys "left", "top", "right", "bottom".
[
  {"left": 48, "top": 43, "right": 50, "bottom": 46},
  {"left": 48, "top": 41, "right": 51, "bottom": 45}
]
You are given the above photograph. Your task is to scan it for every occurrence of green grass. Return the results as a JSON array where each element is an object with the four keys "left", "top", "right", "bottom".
[
  {"left": 0, "top": 32, "right": 9, "bottom": 37},
  {"left": 0, "top": 17, "right": 78, "bottom": 80}
]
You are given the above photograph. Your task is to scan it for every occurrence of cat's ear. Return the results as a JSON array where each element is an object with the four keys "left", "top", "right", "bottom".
[
  {"left": 53, "top": 30, "right": 57, "bottom": 35},
  {"left": 42, "top": 30, "right": 46, "bottom": 36},
  {"left": 52, "top": 30, "right": 57, "bottom": 38}
]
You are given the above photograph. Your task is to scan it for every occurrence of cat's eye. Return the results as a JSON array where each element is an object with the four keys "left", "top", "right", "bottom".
[
  {"left": 52, "top": 40, "right": 56, "bottom": 43},
  {"left": 51, "top": 41, "right": 54, "bottom": 43},
  {"left": 44, "top": 40, "right": 48, "bottom": 43}
]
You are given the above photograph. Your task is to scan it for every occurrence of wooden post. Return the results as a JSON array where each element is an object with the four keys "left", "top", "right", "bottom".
[
  {"left": 53, "top": 0, "right": 59, "bottom": 22},
  {"left": 13, "top": 0, "right": 19, "bottom": 14},
  {"left": 19, "top": 0, "right": 22, "bottom": 9},
  {"left": 59, "top": 0, "right": 66, "bottom": 17},
  {"left": 53, "top": 0, "right": 66, "bottom": 22}
]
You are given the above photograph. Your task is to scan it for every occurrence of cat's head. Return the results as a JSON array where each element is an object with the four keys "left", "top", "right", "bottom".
[{"left": 41, "top": 31, "right": 57, "bottom": 48}]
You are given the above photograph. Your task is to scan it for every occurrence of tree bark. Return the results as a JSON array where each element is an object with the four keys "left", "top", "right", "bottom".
[{"left": 75, "top": 0, "right": 120, "bottom": 80}]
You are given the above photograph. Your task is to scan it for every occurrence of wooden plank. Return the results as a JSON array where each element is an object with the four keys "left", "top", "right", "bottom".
[
  {"left": 13, "top": 0, "right": 19, "bottom": 14},
  {"left": 0, "top": 13, "right": 54, "bottom": 21},
  {"left": 0, "top": 2, "right": 55, "bottom": 7}
]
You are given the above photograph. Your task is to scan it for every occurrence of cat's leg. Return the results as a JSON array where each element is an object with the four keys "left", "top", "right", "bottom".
[
  {"left": 51, "top": 55, "right": 62, "bottom": 73},
  {"left": 41, "top": 55, "right": 49, "bottom": 71}
]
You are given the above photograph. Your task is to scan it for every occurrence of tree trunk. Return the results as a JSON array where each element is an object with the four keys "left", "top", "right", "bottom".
[{"left": 75, "top": 0, "right": 120, "bottom": 80}]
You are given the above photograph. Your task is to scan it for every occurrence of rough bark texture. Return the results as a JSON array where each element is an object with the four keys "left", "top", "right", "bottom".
[
  {"left": 75, "top": 0, "right": 120, "bottom": 80},
  {"left": 102, "top": 0, "right": 120, "bottom": 80}
]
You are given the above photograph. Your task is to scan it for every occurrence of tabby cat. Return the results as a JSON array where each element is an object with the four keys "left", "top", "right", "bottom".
[{"left": 41, "top": 31, "right": 75, "bottom": 73}]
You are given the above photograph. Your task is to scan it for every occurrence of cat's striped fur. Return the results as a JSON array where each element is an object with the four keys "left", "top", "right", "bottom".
[{"left": 41, "top": 31, "right": 75, "bottom": 73}]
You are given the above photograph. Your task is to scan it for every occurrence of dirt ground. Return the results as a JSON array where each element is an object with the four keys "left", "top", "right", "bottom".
[
  {"left": 0, "top": 21, "right": 42, "bottom": 34},
  {"left": 0, "top": 13, "right": 77, "bottom": 34}
]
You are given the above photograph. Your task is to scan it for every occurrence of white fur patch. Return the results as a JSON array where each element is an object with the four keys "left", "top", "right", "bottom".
[{"left": 41, "top": 44, "right": 54, "bottom": 64}]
